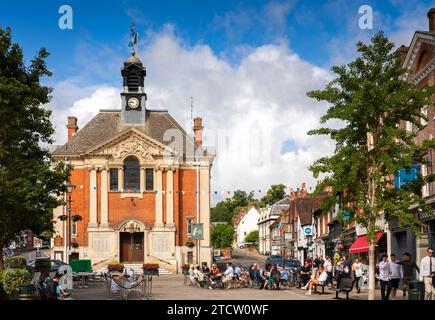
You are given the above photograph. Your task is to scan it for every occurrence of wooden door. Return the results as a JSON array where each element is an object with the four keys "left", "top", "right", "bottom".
[
  {"left": 120, "top": 232, "right": 144, "bottom": 263},
  {"left": 132, "top": 233, "right": 144, "bottom": 262},
  {"left": 120, "top": 232, "right": 131, "bottom": 263}
]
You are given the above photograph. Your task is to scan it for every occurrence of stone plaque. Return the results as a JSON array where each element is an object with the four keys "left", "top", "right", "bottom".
[
  {"left": 92, "top": 235, "right": 111, "bottom": 258},
  {"left": 153, "top": 234, "right": 170, "bottom": 258}
]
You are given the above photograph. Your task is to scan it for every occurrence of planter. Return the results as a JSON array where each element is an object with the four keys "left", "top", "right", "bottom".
[
  {"left": 107, "top": 263, "right": 124, "bottom": 273},
  {"left": 18, "top": 284, "right": 35, "bottom": 300},
  {"left": 58, "top": 215, "right": 68, "bottom": 221},
  {"left": 143, "top": 269, "right": 159, "bottom": 276},
  {"left": 71, "top": 242, "right": 79, "bottom": 249},
  {"left": 186, "top": 241, "right": 194, "bottom": 248}
]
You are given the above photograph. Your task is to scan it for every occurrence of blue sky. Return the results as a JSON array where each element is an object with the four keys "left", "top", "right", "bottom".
[
  {"left": 1, "top": 0, "right": 433, "bottom": 193},
  {"left": 2, "top": 0, "right": 432, "bottom": 86}
]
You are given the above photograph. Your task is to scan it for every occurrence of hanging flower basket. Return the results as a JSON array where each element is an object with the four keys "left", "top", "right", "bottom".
[
  {"left": 107, "top": 263, "right": 124, "bottom": 272},
  {"left": 71, "top": 215, "right": 82, "bottom": 222},
  {"left": 336, "top": 244, "right": 344, "bottom": 251},
  {"left": 71, "top": 242, "right": 79, "bottom": 249},
  {"left": 58, "top": 215, "right": 68, "bottom": 221},
  {"left": 186, "top": 241, "right": 194, "bottom": 248},
  {"left": 143, "top": 263, "right": 159, "bottom": 275}
]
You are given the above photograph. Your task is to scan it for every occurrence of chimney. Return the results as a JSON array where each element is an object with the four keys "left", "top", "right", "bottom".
[
  {"left": 397, "top": 45, "right": 409, "bottom": 67},
  {"left": 428, "top": 8, "right": 435, "bottom": 31},
  {"left": 193, "top": 117, "right": 203, "bottom": 146},
  {"left": 67, "top": 116, "right": 78, "bottom": 141}
]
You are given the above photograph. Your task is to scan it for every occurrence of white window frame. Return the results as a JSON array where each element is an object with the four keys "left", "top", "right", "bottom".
[
  {"left": 421, "top": 105, "right": 428, "bottom": 126},
  {"left": 72, "top": 221, "right": 78, "bottom": 237},
  {"left": 187, "top": 218, "right": 193, "bottom": 236}
]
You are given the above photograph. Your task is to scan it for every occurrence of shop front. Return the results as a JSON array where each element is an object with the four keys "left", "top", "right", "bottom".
[{"left": 349, "top": 231, "right": 387, "bottom": 264}]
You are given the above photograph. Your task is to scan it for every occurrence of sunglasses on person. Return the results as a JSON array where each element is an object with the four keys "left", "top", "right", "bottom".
[{"left": 429, "top": 251, "right": 433, "bottom": 254}]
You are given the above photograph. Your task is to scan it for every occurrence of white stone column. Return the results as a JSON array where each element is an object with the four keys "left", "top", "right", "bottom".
[
  {"left": 89, "top": 168, "right": 98, "bottom": 227},
  {"left": 166, "top": 167, "right": 175, "bottom": 226},
  {"left": 118, "top": 167, "right": 123, "bottom": 192},
  {"left": 140, "top": 167, "right": 145, "bottom": 192},
  {"left": 100, "top": 168, "right": 109, "bottom": 228},
  {"left": 155, "top": 167, "right": 164, "bottom": 227},
  {"left": 199, "top": 164, "right": 211, "bottom": 266}
]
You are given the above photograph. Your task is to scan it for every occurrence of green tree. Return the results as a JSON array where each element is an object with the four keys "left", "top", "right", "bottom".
[
  {"left": 260, "top": 184, "right": 287, "bottom": 207},
  {"left": 307, "top": 32, "right": 435, "bottom": 300},
  {"left": 244, "top": 230, "right": 259, "bottom": 244},
  {"left": 0, "top": 27, "right": 71, "bottom": 270},
  {"left": 211, "top": 190, "right": 254, "bottom": 224},
  {"left": 211, "top": 224, "right": 235, "bottom": 248}
]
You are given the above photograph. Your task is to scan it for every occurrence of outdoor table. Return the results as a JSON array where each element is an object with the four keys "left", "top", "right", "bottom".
[{"left": 77, "top": 272, "right": 91, "bottom": 288}]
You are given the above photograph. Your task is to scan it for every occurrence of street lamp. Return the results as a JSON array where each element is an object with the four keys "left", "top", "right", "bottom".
[{"left": 65, "top": 181, "right": 76, "bottom": 264}]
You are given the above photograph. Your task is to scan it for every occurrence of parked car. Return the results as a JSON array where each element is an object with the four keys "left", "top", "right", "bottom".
[{"left": 237, "top": 242, "right": 253, "bottom": 249}]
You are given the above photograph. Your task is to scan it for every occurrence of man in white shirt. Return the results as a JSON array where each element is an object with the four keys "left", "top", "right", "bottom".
[
  {"left": 388, "top": 254, "right": 403, "bottom": 300},
  {"left": 419, "top": 247, "right": 435, "bottom": 300},
  {"left": 377, "top": 254, "right": 391, "bottom": 300},
  {"left": 222, "top": 263, "right": 235, "bottom": 286}
]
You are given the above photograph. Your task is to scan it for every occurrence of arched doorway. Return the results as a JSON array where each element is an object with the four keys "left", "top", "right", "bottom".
[{"left": 118, "top": 220, "right": 145, "bottom": 263}]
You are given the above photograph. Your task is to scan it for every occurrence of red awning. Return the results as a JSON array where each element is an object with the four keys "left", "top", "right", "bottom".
[{"left": 349, "top": 232, "right": 384, "bottom": 253}]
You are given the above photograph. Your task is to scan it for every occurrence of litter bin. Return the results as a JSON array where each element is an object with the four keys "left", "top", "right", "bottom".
[{"left": 408, "top": 280, "right": 425, "bottom": 300}]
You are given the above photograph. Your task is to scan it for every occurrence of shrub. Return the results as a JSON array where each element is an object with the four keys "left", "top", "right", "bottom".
[
  {"left": 2, "top": 269, "right": 31, "bottom": 295},
  {"left": 35, "top": 258, "right": 51, "bottom": 272},
  {"left": 4, "top": 256, "right": 27, "bottom": 269}
]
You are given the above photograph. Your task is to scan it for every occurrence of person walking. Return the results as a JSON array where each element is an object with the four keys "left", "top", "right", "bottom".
[
  {"left": 378, "top": 254, "right": 391, "bottom": 300},
  {"left": 324, "top": 256, "right": 333, "bottom": 287},
  {"left": 398, "top": 252, "right": 419, "bottom": 297},
  {"left": 419, "top": 247, "right": 435, "bottom": 300},
  {"left": 335, "top": 256, "right": 344, "bottom": 288},
  {"left": 352, "top": 257, "right": 364, "bottom": 293},
  {"left": 388, "top": 254, "right": 403, "bottom": 300}
]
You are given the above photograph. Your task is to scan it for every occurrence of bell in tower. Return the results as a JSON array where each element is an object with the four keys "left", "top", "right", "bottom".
[{"left": 121, "top": 23, "right": 147, "bottom": 125}]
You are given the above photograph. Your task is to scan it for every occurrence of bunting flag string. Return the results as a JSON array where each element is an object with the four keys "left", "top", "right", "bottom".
[{"left": 69, "top": 185, "right": 319, "bottom": 196}]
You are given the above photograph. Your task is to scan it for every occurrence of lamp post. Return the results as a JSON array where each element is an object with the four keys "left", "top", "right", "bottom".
[{"left": 65, "top": 182, "right": 76, "bottom": 264}]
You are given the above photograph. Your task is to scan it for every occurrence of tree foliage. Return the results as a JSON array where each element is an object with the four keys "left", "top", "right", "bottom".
[
  {"left": 307, "top": 32, "right": 435, "bottom": 299},
  {"left": 211, "top": 224, "right": 235, "bottom": 248},
  {"left": 211, "top": 190, "right": 254, "bottom": 224},
  {"left": 0, "top": 27, "right": 71, "bottom": 270},
  {"left": 244, "top": 230, "right": 259, "bottom": 243},
  {"left": 259, "top": 184, "right": 287, "bottom": 207}
]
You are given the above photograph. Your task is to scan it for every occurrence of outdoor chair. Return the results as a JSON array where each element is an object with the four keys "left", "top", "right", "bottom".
[{"left": 331, "top": 277, "right": 354, "bottom": 299}]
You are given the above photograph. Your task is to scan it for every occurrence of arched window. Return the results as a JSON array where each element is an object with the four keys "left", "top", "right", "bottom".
[{"left": 124, "top": 156, "right": 140, "bottom": 192}]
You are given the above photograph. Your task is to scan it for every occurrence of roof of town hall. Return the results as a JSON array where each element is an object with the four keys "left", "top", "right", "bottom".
[{"left": 52, "top": 109, "right": 210, "bottom": 158}]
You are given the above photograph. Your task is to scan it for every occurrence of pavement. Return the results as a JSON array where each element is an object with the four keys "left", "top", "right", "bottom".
[{"left": 71, "top": 274, "right": 409, "bottom": 300}]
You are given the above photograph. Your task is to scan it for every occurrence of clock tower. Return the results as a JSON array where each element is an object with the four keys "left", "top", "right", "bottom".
[{"left": 121, "top": 52, "right": 147, "bottom": 125}]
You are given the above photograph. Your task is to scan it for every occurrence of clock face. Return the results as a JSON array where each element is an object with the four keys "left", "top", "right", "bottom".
[{"left": 127, "top": 97, "right": 140, "bottom": 109}]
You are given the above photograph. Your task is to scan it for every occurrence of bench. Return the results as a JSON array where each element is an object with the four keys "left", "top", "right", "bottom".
[
  {"left": 313, "top": 282, "right": 327, "bottom": 294},
  {"left": 331, "top": 277, "right": 354, "bottom": 299}
]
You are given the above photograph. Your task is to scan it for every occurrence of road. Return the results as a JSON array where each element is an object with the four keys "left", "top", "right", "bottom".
[{"left": 229, "top": 248, "right": 267, "bottom": 268}]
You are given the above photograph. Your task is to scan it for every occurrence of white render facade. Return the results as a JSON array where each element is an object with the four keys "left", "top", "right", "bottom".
[{"left": 235, "top": 207, "right": 260, "bottom": 246}]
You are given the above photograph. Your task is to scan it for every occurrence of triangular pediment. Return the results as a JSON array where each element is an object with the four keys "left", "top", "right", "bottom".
[
  {"left": 402, "top": 32, "right": 435, "bottom": 83},
  {"left": 85, "top": 128, "right": 177, "bottom": 161}
]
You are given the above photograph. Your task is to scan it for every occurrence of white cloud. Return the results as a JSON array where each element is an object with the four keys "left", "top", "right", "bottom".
[{"left": 49, "top": 26, "right": 334, "bottom": 204}]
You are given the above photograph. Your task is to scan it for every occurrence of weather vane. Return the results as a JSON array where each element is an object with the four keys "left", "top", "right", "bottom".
[{"left": 128, "top": 22, "right": 138, "bottom": 56}]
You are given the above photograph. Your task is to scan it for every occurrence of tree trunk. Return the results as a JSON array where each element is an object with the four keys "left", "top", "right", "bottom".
[{"left": 368, "top": 241, "right": 376, "bottom": 300}]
